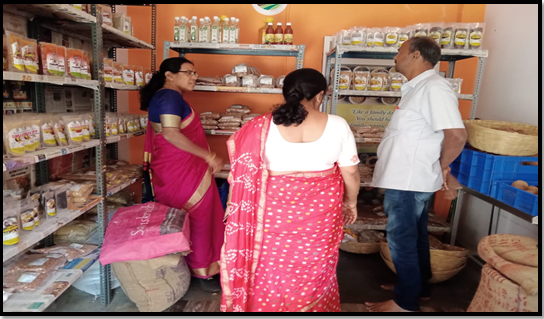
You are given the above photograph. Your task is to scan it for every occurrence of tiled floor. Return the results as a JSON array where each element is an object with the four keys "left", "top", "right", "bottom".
[{"left": 45, "top": 248, "right": 482, "bottom": 313}]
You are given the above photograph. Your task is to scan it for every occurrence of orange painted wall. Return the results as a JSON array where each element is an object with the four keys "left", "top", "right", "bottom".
[{"left": 127, "top": 4, "right": 486, "bottom": 218}]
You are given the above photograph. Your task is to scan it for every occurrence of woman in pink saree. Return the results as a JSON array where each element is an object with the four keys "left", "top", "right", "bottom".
[
  {"left": 220, "top": 68, "right": 361, "bottom": 312},
  {"left": 140, "top": 57, "right": 225, "bottom": 292}
]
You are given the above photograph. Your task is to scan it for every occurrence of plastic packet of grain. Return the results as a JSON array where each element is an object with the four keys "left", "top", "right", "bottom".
[
  {"left": 39, "top": 115, "right": 58, "bottom": 147},
  {"left": 144, "top": 68, "right": 153, "bottom": 85},
  {"left": 83, "top": 113, "right": 96, "bottom": 138},
  {"left": 113, "top": 62, "right": 123, "bottom": 84},
  {"left": 134, "top": 65, "right": 144, "bottom": 87},
  {"left": 79, "top": 114, "right": 91, "bottom": 142},
  {"left": 24, "top": 113, "right": 42, "bottom": 151},
  {"left": 32, "top": 243, "right": 98, "bottom": 261},
  {"left": 56, "top": 45, "right": 67, "bottom": 77},
  {"left": 5, "top": 30, "right": 25, "bottom": 73},
  {"left": 122, "top": 65, "right": 135, "bottom": 85},
  {"left": 61, "top": 114, "right": 84, "bottom": 144},
  {"left": 5, "top": 253, "right": 67, "bottom": 274},
  {"left": 68, "top": 182, "right": 94, "bottom": 203},
  {"left": 3, "top": 115, "right": 26, "bottom": 156},
  {"left": 66, "top": 48, "right": 82, "bottom": 78},
  {"left": 20, "top": 38, "right": 39, "bottom": 74},
  {"left": 51, "top": 115, "right": 69, "bottom": 146},
  {"left": 20, "top": 115, "right": 38, "bottom": 153},
  {"left": 80, "top": 51, "right": 89, "bottom": 80},
  {"left": 42, "top": 188, "right": 57, "bottom": 217},
  {"left": 103, "top": 58, "right": 113, "bottom": 82},
  {"left": 101, "top": 4, "right": 113, "bottom": 26},
  {"left": 3, "top": 270, "right": 52, "bottom": 292},
  {"left": 200, "top": 112, "right": 221, "bottom": 120},
  {"left": 38, "top": 42, "right": 58, "bottom": 76},
  {"left": 3, "top": 201, "right": 21, "bottom": 246}
]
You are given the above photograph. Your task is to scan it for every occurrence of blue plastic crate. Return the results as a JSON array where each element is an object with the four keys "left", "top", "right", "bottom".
[
  {"left": 455, "top": 148, "right": 538, "bottom": 196},
  {"left": 496, "top": 182, "right": 539, "bottom": 217}
]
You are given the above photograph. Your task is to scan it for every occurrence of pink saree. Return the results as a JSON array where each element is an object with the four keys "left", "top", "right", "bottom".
[
  {"left": 220, "top": 113, "right": 344, "bottom": 312},
  {"left": 144, "top": 107, "right": 225, "bottom": 279}
]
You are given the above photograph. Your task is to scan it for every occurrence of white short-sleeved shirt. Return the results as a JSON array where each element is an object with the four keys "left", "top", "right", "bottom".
[
  {"left": 372, "top": 69, "right": 465, "bottom": 192},
  {"left": 264, "top": 114, "right": 360, "bottom": 171}
]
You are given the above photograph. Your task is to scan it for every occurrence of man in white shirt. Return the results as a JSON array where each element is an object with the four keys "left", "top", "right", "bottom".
[{"left": 366, "top": 37, "right": 467, "bottom": 312}]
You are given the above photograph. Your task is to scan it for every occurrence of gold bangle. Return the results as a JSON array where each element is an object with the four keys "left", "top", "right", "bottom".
[{"left": 206, "top": 152, "right": 217, "bottom": 163}]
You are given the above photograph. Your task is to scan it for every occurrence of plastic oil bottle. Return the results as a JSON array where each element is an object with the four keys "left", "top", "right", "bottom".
[
  {"left": 174, "top": 17, "right": 181, "bottom": 44},
  {"left": 205, "top": 17, "right": 212, "bottom": 42},
  {"left": 284, "top": 22, "right": 293, "bottom": 45},
  {"left": 235, "top": 18, "right": 240, "bottom": 43},
  {"left": 258, "top": 17, "right": 275, "bottom": 44},
  {"left": 179, "top": 16, "right": 188, "bottom": 43},
  {"left": 199, "top": 18, "right": 207, "bottom": 43},
  {"left": 189, "top": 16, "right": 198, "bottom": 42},
  {"left": 274, "top": 22, "right": 284, "bottom": 45},
  {"left": 264, "top": 22, "right": 275, "bottom": 45},
  {"left": 221, "top": 17, "right": 230, "bottom": 44},
  {"left": 211, "top": 16, "right": 221, "bottom": 44},
  {"left": 229, "top": 17, "right": 237, "bottom": 44}
]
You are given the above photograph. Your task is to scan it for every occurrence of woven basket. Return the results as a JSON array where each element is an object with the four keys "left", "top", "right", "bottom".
[
  {"left": 380, "top": 236, "right": 469, "bottom": 283},
  {"left": 464, "top": 120, "right": 539, "bottom": 156},
  {"left": 340, "top": 240, "right": 382, "bottom": 254}
]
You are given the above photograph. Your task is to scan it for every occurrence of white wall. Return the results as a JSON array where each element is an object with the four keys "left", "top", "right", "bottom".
[
  {"left": 457, "top": 4, "right": 539, "bottom": 251},
  {"left": 475, "top": 4, "right": 539, "bottom": 125}
]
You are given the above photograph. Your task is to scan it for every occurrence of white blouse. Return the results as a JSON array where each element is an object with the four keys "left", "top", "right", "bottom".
[{"left": 264, "top": 114, "right": 360, "bottom": 172}]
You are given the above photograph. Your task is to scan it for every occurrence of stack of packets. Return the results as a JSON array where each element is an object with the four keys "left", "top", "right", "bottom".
[{"left": 200, "top": 105, "right": 260, "bottom": 131}]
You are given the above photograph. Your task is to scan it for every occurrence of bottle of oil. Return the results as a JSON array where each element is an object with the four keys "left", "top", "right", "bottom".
[
  {"left": 274, "top": 22, "right": 284, "bottom": 45},
  {"left": 284, "top": 22, "right": 293, "bottom": 45},
  {"left": 264, "top": 22, "right": 275, "bottom": 45},
  {"left": 229, "top": 17, "right": 237, "bottom": 44},
  {"left": 174, "top": 17, "right": 180, "bottom": 43},
  {"left": 179, "top": 16, "right": 188, "bottom": 43},
  {"left": 221, "top": 17, "right": 230, "bottom": 44},
  {"left": 211, "top": 16, "right": 221, "bottom": 44},
  {"left": 189, "top": 16, "right": 199, "bottom": 42}
]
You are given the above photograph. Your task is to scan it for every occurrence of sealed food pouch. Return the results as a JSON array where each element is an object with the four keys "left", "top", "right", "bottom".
[
  {"left": 80, "top": 117, "right": 91, "bottom": 142},
  {"left": 3, "top": 269, "right": 52, "bottom": 292},
  {"left": 38, "top": 42, "right": 58, "bottom": 76},
  {"left": 134, "top": 65, "right": 144, "bottom": 87},
  {"left": 21, "top": 37, "right": 39, "bottom": 74},
  {"left": 113, "top": 62, "right": 123, "bottom": 84},
  {"left": 5, "top": 253, "right": 67, "bottom": 274},
  {"left": 56, "top": 45, "right": 67, "bottom": 77},
  {"left": 122, "top": 65, "right": 135, "bottom": 85},
  {"left": 5, "top": 31, "right": 25, "bottom": 73},
  {"left": 62, "top": 115, "right": 84, "bottom": 144},
  {"left": 66, "top": 48, "right": 82, "bottom": 78},
  {"left": 3, "top": 116, "right": 26, "bottom": 156},
  {"left": 42, "top": 189, "right": 57, "bottom": 217},
  {"left": 104, "top": 58, "right": 113, "bottom": 82},
  {"left": 20, "top": 200, "right": 37, "bottom": 231},
  {"left": 21, "top": 117, "right": 38, "bottom": 153},
  {"left": 144, "top": 68, "right": 153, "bottom": 85},
  {"left": 353, "top": 66, "right": 370, "bottom": 91},
  {"left": 52, "top": 116, "right": 69, "bottom": 146},
  {"left": 4, "top": 33, "right": 9, "bottom": 71},
  {"left": 68, "top": 182, "right": 94, "bottom": 204},
  {"left": 40, "top": 115, "right": 58, "bottom": 147},
  {"left": 3, "top": 202, "right": 21, "bottom": 246},
  {"left": 139, "top": 115, "right": 148, "bottom": 131},
  {"left": 84, "top": 113, "right": 96, "bottom": 138},
  {"left": 80, "top": 52, "right": 89, "bottom": 80},
  {"left": 23, "top": 114, "right": 42, "bottom": 151}
]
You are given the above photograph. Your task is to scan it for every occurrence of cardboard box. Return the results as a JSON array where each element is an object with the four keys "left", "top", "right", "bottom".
[{"left": 112, "top": 253, "right": 191, "bottom": 312}]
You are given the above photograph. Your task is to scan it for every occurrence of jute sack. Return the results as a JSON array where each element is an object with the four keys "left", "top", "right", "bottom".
[{"left": 112, "top": 253, "right": 191, "bottom": 312}]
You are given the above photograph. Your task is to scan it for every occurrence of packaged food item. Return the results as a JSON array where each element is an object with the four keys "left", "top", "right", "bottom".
[
  {"left": 276, "top": 75, "right": 285, "bottom": 88},
  {"left": 54, "top": 219, "right": 97, "bottom": 243},
  {"left": 385, "top": 27, "right": 400, "bottom": 48},
  {"left": 369, "top": 68, "right": 390, "bottom": 91},
  {"left": 453, "top": 23, "right": 469, "bottom": 49},
  {"left": 118, "top": 114, "right": 127, "bottom": 134},
  {"left": 381, "top": 97, "right": 400, "bottom": 105},
  {"left": 25, "top": 114, "right": 42, "bottom": 151},
  {"left": 199, "top": 112, "right": 221, "bottom": 120},
  {"left": 79, "top": 115, "right": 91, "bottom": 142},
  {"left": 124, "top": 16, "right": 132, "bottom": 35},
  {"left": 3, "top": 202, "right": 21, "bottom": 246},
  {"left": 5, "top": 31, "right": 25, "bottom": 73},
  {"left": 68, "top": 182, "right": 95, "bottom": 204},
  {"left": 3, "top": 115, "right": 26, "bottom": 156},
  {"left": 4, "top": 33, "right": 9, "bottom": 71},
  {"left": 398, "top": 27, "right": 412, "bottom": 47},
  {"left": 113, "top": 13, "right": 126, "bottom": 32},
  {"left": 20, "top": 199, "right": 38, "bottom": 231},
  {"left": 350, "top": 27, "right": 365, "bottom": 46},
  {"left": 468, "top": 22, "right": 485, "bottom": 50},
  {"left": 372, "top": 28, "right": 385, "bottom": 47},
  {"left": 21, "top": 37, "right": 38, "bottom": 74},
  {"left": 232, "top": 63, "right": 249, "bottom": 77},
  {"left": 144, "top": 68, "right": 153, "bottom": 85},
  {"left": 103, "top": 58, "right": 113, "bottom": 82},
  {"left": 365, "top": 28, "right": 374, "bottom": 48},
  {"left": 84, "top": 113, "right": 96, "bottom": 138},
  {"left": 122, "top": 65, "right": 135, "bottom": 86},
  {"left": 56, "top": 45, "right": 67, "bottom": 77},
  {"left": 241, "top": 74, "right": 259, "bottom": 88},
  {"left": 446, "top": 78, "right": 463, "bottom": 94},
  {"left": 80, "top": 52, "right": 89, "bottom": 80},
  {"left": 134, "top": 65, "right": 144, "bottom": 87},
  {"left": 62, "top": 115, "right": 84, "bottom": 144},
  {"left": 429, "top": 23, "right": 444, "bottom": 46},
  {"left": 338, "top": 66, "right": 352, "bottom": 90},
  {"left": 353, "top": 66, "right": 370, "bottom": 91},
  {"left": 5, "top": 253, "right": 67, "bottom": 274},
  {"left": 112, "top": 62, "right": 123, "bottom": 84},
  {"left": 139, "top": 115, "right": 148, "bottom": 131},
  {"left": 42, "top": 189, "right": 57, "bottom": 217},
  {"left": 66, "top": 48, "right": 82, "bottom": 78},
  {"left": 107, "top": 112, "right": 119, "bottom": 135},
  {"left": 32, "top": 242, "right": 98, "bottom": 261},
  {"left": 413, "top": 23, "right": 430, "bottom": 38},
  {"left": 38, "top": 42, "right": 58, "bottom": 76},
  {"left": 20, "top": 116, "right": 37, "bottom": 153},
  {"left": 222, "top": 74, "right": 240, "bottom": 87},
  {"left": 101, "top": 4, "right": 113, "bottom": 26},
  {"left": 52, "top": 116, "right": 69, "bottom": 146},
  {"left": 441, "top": 23, "right": 454, "bottom": 49},
  {"left": 11, "top": 81, "right": 29, "bottom": 100},
  {"left": 257, "top": 75, "right": 275, "bottom": 88},
  {"left": 390, "top": 72, "right": 405, "bottom": 92},
  {"left": 3, "top": 269, "right": 52, "bottom": 292},
  {"left": 39, "top": 115, "right": 57, "bottom": 147}
]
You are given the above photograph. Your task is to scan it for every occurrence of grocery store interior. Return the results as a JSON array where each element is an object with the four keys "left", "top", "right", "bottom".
[{"left": 3, "top": 3, "right": 539, "bottom": 314}]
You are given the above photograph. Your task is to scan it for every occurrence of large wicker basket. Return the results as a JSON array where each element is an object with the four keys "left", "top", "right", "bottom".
[
  {"left": 380, "top": 236, "right": 470, "bottom": 283},
  {"left": 464, "top": 120, "right": 539, "bottom": 156},
  {"left": 340, "top": 240, "right": 382, "bottom": 254}
]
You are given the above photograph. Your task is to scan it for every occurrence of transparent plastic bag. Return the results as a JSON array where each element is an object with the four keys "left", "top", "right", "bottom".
[{"left": 468, "top": 22, "right": 485, "bottom": 50}]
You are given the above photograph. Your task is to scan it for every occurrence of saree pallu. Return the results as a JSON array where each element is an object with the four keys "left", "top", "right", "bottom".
[
  {"left": 220, "top": 113, "right": 344, "bottom": 312},
  {"left": 144, "top": 109, "right": 225, "bottom": 278}
]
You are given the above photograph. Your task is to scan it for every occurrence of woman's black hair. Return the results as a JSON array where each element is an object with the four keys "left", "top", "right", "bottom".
[
  {"left": 272, "top": 68, "right": 327, "bottom": 126},
  {"left": 139, "top": 57, "right": 194, "bottom": 111}
]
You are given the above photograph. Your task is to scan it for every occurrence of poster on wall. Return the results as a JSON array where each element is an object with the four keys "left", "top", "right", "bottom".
[{"left": 252, "top": 4, "right": 288, "bottom": 15}]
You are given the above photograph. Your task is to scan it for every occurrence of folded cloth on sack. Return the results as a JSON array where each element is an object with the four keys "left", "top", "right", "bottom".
[{"left": 99, "top": 202, "right": 191, "bottom": 266}]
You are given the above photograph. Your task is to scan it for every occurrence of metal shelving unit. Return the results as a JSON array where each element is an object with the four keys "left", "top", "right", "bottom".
[
  {"left": 2, "top": 4, "right": 155, "bottom": 310},
  {"left": 323, "top": 44, "right": 488, "bottom": 117}
]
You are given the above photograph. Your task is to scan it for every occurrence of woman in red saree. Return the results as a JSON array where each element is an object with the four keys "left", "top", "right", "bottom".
[
  {"left": 140, "top": 57, "right": 225, "bottom": 292},
  {"left": 220, "top": 68, "right": 361, "bottom": 312}
]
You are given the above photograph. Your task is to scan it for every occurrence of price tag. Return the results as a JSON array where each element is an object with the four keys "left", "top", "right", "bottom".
[
  {"left": 46, "top": 149, "right": 63, "bottom": 159},
  {"left": 22, "top": 74, "right": 33, "bottom": 82}
]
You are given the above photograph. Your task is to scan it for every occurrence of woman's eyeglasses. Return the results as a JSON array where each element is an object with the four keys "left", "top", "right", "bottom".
[{"left": 178, "top": 70, "right": 198, "bottom": 77}]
